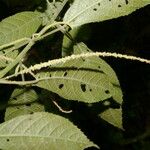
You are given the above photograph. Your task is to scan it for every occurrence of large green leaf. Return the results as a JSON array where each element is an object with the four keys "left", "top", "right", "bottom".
[
  {"left": 63, "top": 0, "right": 150, "bottom": 28},
  {"left": 34, "top": 51, "right": 122, "bottom": 104},
  {"left": 0, "top": 11, "right": 42, "bottom": 46},
  {"left": 0, "top": 112, "right": 98, "bottom": 150}
]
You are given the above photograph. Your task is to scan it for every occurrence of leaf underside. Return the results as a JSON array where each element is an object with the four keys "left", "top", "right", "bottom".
[
  {"left": 0, "top": 112, "right": 98, "bottom": 150},
  {"left": 34, "top": 53, "right": 122, "bottom": 103},
  {"left": 64, "top": 0, "right": 150, "bottom": 28},
  {"left": 0, "top": 11, "right": 42, "bottom": 46}
]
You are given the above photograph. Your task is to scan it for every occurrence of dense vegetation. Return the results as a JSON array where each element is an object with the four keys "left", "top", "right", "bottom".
[{"left": 0, "top": 0, "right": 150, "bottom": 149}]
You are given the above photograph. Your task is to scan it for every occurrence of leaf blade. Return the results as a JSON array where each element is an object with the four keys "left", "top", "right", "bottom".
[
  {"left": 0, "top": 11, "right": 42, "bottom": 46},
  {"left": 0, "top": 112, "right": 98, "bottom": 150},
  {"left": 34, "top": 52, "right": 122, "bottom": 103},
  {"left": 64, "top": 0, "right": 150, "bottom": 28}
]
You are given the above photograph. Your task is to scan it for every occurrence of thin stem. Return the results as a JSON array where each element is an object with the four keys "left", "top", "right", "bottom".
[
  {"left": 52, "top": 100, "right": 72, "bottom": 113},
  {"left": 0, "top": 40, "right": 35, "bottom": 78},
  {"left": 53, "top": 0, "right": 69, "bottom": 21},
  {"left": 36, "top": 22, "right": 70, "bottom": 38},
  {"left": 0, "top": 38, "right": 30, "bottom": 50}
]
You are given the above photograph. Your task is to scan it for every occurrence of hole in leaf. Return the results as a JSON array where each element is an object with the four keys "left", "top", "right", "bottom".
[
  {"left": 81, "top": 57, "right": 85, "bottom": 61},
  {"left": 30, "top": 112, "right": 34, "bottom": 114},
  {"left": 59, "top": 84, "right": 64, "bottom": 89},
  {"left": 118, "top": 4, "right": 122, "bottom": 7},
  {"left": 98, "top": 3, "right": 100, "bottom": 6},
  {"left": 81, "top": 84, "right": 86, "bottom": 92},
  {"left": 25, "top": 103, "right": 31, "bottom": 107},
  {"left": 2, "top": 50, "right": 5, "bottom": 54},
  {"left": 64, "top": 72, "right": 68, "bottom": 76},
  {"left": 93, "top": 8, "right": 97, "bottom": 11},
  {"left": 89, "top": 89, "right": 92, "bottom": 92},
  {"left": 105, "top": 90, "right": 110, "bottom": 94},
  {"left": 6, "top": 139, "right": 10, "bottom": 142},
  {"left": 13, "top": 97, "right": 17, "bottom": 100},
  {"left": 125, "top": 0, "right": 129, "bottom": 4}
]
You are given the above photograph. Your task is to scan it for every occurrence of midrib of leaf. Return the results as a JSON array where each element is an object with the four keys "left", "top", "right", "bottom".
[
  {"left": 66, "top": 0, "right": 101, "bottom": 23},
  {"left": 0, "top": 135, "right": 90, "bottom": 144},
  {"left": 36, "top": 75, "right": 109, "bottom": 90}
]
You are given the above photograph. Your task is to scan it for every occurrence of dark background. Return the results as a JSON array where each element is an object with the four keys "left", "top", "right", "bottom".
[{"left": 0, "top": 1, "right": 150, "bottom": 149}]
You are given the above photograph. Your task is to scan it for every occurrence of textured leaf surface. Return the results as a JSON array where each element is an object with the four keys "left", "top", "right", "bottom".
[
  {"left": 8, "top": 88, "right": 38, "bottom": 105},
  {"left": 0, "top": 11, "right": 42, "bottom": 46},
  {"left": 73, "top": 42, "right": 92, "bottom": 54},
  {"left": 99, "top": 108, "right": 123, "bottom": 129},
  {"left": 34, "top": 51, "right": 122, "bottom": 103},
  {"left": 64, "top": 0, "right": 150, "bottom": 28},
  {"left": 5, "top": 102, "right": 44, "bottom": 121},
  {"left": 0, "top": 112, "right": 98, "bottom": 150},
  {"left": 5, "top": 87, "right": 43, "bottom": 121},
  {"left": 42, "top": 0, "right": 68, "bottom": 25},
  {"left": 0, "top": 48, "right": 18, "bottom": 68}
]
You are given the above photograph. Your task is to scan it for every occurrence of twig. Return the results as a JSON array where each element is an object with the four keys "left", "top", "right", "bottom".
[{"left": 53, "top": 100, "right": 72, "bottom": 113}]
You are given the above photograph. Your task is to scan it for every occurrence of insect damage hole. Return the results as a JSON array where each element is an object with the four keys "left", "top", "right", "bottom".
[
  {"left": 59, "top": 84, "right": 64, "bottom": 89},
  {"left": 80, "top": 84, "right": 86, "bottom": 92},
  {"left": 125, "top": 0, "right": 129, "bottom": 5},
  {"left": 13, "top": 97, "right": 17, "bottom": 100},
  {"left": 93, "top": 8, "right": 97, "bottom": 11},
  {"left": 105, "top": 90, "right": 110, "bottom": 94},
  {"left": 25, "top": 103, "right": 31, "bottom": 107},
  {"left": 63, "top": 72, "right": 68, "bottom": 76},
  {"left": 6, "top": 139, "right": 10, "bottom": 142}
]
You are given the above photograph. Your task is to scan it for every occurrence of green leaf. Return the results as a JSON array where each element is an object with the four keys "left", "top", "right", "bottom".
[
  {"left": 5, "top": 87, "right": 44, "bottom": 121},
  {"left": 0, "top": 11, "right": 42, "bottom": 46},
  {"left": 0, "top": 112, "right": 98, "bottom": 150},
  {"left": 63, "top": 0, "right": 150, "bottom": 28},
  {"left": 34, "top": 52, "right": 122, "bottom": 104},
  {"left": 99, "top": 108, "right": 123, "bottom": 129},
  {"left": 8, "top": 88, "right": 39, "bottom": 105},
  {"left": 73, "top": 42, "right": 92, "bottom": 54},
  {"left": 5, "top": 102, "right": 45, "bottom": 121},
  {"left": 0, "top": 48, "right": 19, "bottom": 68},
  {"left": 41, "top": 0, "right": 69, "bottom": 25},
  {"left": 62, "top": 25, "right": 92, "bottom": 57}
]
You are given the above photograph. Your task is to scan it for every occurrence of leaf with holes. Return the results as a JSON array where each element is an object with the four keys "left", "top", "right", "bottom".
[
  {"left": 0, "top": 112, "right": 98, "bottom": 150},
  {"left": 34, "top": 51, "right": 123, "bottom": 104},
  {"left": 99, "top": 108, "right": 123, "bottom": 129},
  {"left": 63, "top": 0, "right": 150, "bottom": 28},
  {"left": 0, "top": 11, "right": 42, "bottom": 46},
  {"left": 8, "top": 88, "right": 38, "bottom": 105},
  {"left": 5, "top": 102, "right": 45, "bottom": 121}
]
